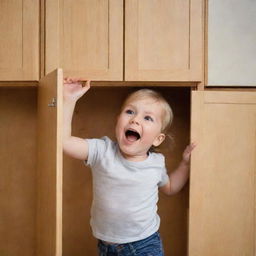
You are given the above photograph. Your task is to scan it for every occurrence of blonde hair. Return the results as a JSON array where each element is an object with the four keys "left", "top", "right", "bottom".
[{"left": 121, "top": 89, "right": 173, "bottom": 133}]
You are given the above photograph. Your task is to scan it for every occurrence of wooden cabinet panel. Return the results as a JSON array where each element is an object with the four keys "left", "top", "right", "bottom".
[
  {"left": 125, "top": 0, "right": 203, "bottom": 81},
  {"left": 0, "top": 0, "right": 39, "bottom": 81},
  {"left": 189, "top": 91, "right": 256, "bottom": 255},
  {"left": 37, "top": 69, "right": 63, "bottom": 256},
  {"left": 0, "top": 88, "right": 37, "bottom": 256},
  {"left": 45, "top": 0, "right": 123, "bottom": 81}
]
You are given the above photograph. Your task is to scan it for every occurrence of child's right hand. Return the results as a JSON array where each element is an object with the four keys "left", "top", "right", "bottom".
[{"left": 63, "top": 77, "right": 90, "bottom": 102}]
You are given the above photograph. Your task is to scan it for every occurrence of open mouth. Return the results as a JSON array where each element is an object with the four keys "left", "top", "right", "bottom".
[{"left": 125, "top": 129, "right": 141, "bottom": 142}]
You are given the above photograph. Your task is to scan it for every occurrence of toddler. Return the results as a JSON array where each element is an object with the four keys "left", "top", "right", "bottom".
[{"left": 63, "top": 78, "right": 196, "bottom": 256}]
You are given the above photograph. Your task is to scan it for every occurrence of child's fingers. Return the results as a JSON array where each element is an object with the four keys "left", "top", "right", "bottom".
[
  {"left": 72, "top": 80, "right": 90, "bottom": 95},
  {"left": 192, "top": 143, "right": 197, "bottom": 150},
  {"left": 63, "top": 77, "right": 79, "bottom": 84},
  {"left": 185, "top": 143, "right": 196, "bottom": 155},
  {"left": 64, "top": 77, "right": 91, "bottom": 86},
  {"left": 189, "top": 142, "right": 197, "bottom": 149},
  {"left": 73, "top": 77, "right": 86, "bottom": 83},
  {"left": 83, "top": 80, "right": 91, "bottom": 88},
  {"left": 66, "top": 77, "right": 72, "bottom": 83}
]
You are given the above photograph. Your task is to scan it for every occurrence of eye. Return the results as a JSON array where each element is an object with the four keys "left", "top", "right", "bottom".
[
  {"left": 144, "top": 115, "right": 154, "bottom": 122},
  {"left": 125, "top": 109, "right": 134, "bottom": 115}
]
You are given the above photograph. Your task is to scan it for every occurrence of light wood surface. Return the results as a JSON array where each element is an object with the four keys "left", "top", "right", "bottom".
[
  {"left": 0, "top": 87, "right": 37, "bottom": 256},
  {"left": 125, "top": 0, "right": 203, "bottom": 81},
  {"left": 189, "top": 91, "right": 256, "bottom": 255},
  {"left": 45, "top": 0, "right": 123, "bottom": 80},
  {"left": 37, "top": 69, "right": 63, "bottom": 256},
  {"left": 0, "top": 0, "right": 39, "bottom": 81}
]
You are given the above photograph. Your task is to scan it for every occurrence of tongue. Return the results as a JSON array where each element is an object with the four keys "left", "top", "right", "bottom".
[{"left": 127, "top": 134, "right": 138, "bottom": 142}]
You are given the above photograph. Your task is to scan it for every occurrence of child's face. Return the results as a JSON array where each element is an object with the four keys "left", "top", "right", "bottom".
[{"left": 115, "top": 97, "right": 166, "bottom": 160}]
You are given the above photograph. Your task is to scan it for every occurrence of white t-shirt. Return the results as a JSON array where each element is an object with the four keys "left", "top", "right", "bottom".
[{"left": 85, "top": 136, "right": 169, "bottom": 243}]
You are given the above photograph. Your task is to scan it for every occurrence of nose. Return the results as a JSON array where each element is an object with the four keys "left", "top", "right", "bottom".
[{"left": 130, "top": 116, "right": 140, "bottom": 125}]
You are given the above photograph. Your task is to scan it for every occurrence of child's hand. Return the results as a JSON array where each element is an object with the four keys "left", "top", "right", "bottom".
[
  {"left": 63, "top": 77, "right": 90, "bottom": 102},
  {"left": 182, "top": 142, "right": 196, "bottom": 164}
]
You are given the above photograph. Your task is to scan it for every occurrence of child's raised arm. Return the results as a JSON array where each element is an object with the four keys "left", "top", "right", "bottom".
[{"left": 63, "top": 78, "right": 90, "bottom": 160}]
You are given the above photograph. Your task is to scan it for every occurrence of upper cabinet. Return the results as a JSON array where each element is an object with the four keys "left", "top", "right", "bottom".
[
  {"left": 0, "top": 0, "right": 39, "bottom": 81},
  {"left": 125, "top": 0, "right": 204, "bottom": 81},
  {"left": 45, "top": 0, "right": 123, "bottom": 81},
  {"left": 45, "top": 0, "right": 203, "bottom": 82},
  {"left": 207, "top": 0, "right": 256, "bottom": 86},
  {"left": 0, "top": 0, "right": 204, "bottom": 83}
]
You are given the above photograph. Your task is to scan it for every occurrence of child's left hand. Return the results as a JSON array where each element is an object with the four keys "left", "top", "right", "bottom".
[{"left": 182, "top": 142, "right": 197, "bottom": 164}]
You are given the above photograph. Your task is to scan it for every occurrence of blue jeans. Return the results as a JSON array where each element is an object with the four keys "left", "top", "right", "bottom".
[{"left": 97, "top": 231, "right": 164, "bottom": 256}]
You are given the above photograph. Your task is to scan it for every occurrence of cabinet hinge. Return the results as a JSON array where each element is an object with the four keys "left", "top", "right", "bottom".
[{"left": 48, "top": 97, "right": 57, "bottom": 107}]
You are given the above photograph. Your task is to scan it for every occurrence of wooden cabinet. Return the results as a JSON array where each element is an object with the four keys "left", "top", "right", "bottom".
[
  {"left": 0, "top": 69, "right": 190, "bottom": 255},
  {"left": 125, "top": 0, "right": 204, "bottom": 81},
  {"left": 0, "top": 0, "right": 39, "bottom": 81},
  {"left": 2, "top": 1, "right": 256, "bottom": 255},
  {"left": 45, "top": 0, "right": 203, "bottom": 82},
  {"left": 189, "top": 91, "right": 256, "bottom": 255},
  {"left": 0, "top": 0, "right": 203, "bottom": 83},
  {"left": 207, "top": 0, "right": 256, "bottom": 86},
  {"left": 36, "top": 81, "right": 256, "bottom": 255},
  {"left": 0, "top": 70, "right": 63, "bottom": 256},
  {"left": 45, "top": 0, "right": 123, "bottom": 81},
  {"left": 1, "top": 71, "right": 256, "bottom": 256}
]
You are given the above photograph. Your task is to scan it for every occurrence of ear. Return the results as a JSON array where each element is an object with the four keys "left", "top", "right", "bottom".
[{"left": 153, "top": 133, "right": 166, "bottom": 147}]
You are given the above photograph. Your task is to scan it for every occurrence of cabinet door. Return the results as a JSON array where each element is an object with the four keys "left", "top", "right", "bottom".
[
  {"left": 207, "top": 0, "right": 256, "bottom": 86},
  {"left": 0, "top": 0, "right": 39, "bottom": 81},
  {"left": 45, "top": 0, "right": 123, "bottom": 81},
  {"left": 37, "top": 69, "right": 63, "bottom": 256},
  {"left": 125, "top": 0, "right": 203, "bottom": 81},
  {"left": 189, "top": 91, "right": 256, "bottom": 255}
]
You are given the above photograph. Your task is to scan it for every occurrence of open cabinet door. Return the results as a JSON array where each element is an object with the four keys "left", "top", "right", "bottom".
[
  {"left": 189, "top": 91, "right": 256, "bottom": 255},
  {"left": 37, "top": 69, "right": 63, "bottom": 256}
]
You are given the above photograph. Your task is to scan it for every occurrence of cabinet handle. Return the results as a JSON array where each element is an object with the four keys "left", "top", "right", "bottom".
[{"left": 48, "top": 98, "right": 56, "bottom": 107}]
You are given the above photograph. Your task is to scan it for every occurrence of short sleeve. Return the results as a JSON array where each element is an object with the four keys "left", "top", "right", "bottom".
[
  {"left": 84, "top": 136, "right": 109, "bottom": 167},
  {"left": 150, "top": 152, "right": 169, "bottom": 187},
  {"left": 158, "top": 167, "right": 169, "bottom": 187}
]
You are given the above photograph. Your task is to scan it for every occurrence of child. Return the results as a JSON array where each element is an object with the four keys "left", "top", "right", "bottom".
[{"left": 63, "top": 78, "right": 196, "bottom": 256}]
